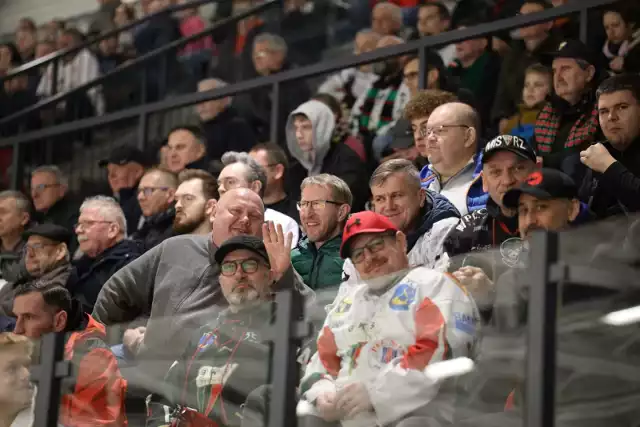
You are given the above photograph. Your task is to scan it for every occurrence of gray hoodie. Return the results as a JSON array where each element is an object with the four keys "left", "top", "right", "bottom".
[{"left": 285, "top": 100, "right": 336, "bottom": 176}]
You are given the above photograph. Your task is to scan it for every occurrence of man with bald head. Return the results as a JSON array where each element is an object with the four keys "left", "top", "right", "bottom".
[
  {"left": 196, "top": 78, "right": 257, "bottom": 162},
  {"left": 371, "top": 2, "right": 403, "bottom": 36},
  {"left": 350, "top": 35, "right": 411, "bottom": 147},
  {"left": 132, "top": 168, "right": 178, "bottom": 251},
  {"left": 92, "top": 188, "right": 306, "bottom": 385},
  {"left": 419, "top": 102, "right": 488, "bottom": 215}
]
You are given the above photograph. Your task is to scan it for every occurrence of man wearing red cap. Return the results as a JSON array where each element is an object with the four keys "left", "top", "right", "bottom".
[{"left": 300, "top": 211, "right": 479, "bottom": 426}]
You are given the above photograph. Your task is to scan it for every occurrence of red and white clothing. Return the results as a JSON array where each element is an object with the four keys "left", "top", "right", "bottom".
[{"left": 300, "top": 267, "right": 480, "bottom": 427}]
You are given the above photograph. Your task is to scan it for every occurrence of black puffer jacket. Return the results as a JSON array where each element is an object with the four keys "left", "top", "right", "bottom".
[{"left": 131, "top": 207, "right": 176, "bottom": 252}]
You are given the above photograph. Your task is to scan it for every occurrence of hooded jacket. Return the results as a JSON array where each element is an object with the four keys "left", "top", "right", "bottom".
[
  {"left": 73, "top": 238, "right": 142, "bottom": 312},
  {"left": 420, "top": 154, "right": 488, "bottom": 216},
  {"left": 61, "top": 300, "right": 127, "bottom": 427},
  {"left": 286, "top": 100, "right": 369, "bottom": 211}
]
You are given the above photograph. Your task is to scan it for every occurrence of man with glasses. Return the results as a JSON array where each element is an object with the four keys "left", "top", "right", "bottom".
[
  {"left": 300, "top": 211, "right": 479, "bottom": 426},
  {"left": 291, "top": 174, "right": 352, "bottom": 290},
  {"left": 146, "top": 233, "right": 298, "bottom": 427},
  {"left": 73, "top": 196, "right": 141, "bottom": 312},
  {"left": 132, "top": 168, "right": 178, "bottom": 251},
  {"left": 0, "top": 224, "right": 74, "bottom": 327},
  {"left": 419, "top": 102, "right": 487, "bottom": 215},
  {"left": 30, "top": 165, "right": 80, "bottom": 253}
]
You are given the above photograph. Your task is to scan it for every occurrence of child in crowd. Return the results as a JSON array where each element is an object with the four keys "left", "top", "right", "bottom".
[
  {"left": 500, "top": 63, "right": 551, "bottom": 142},
  {"left": 602, "top": 5, "right": 640, "bottom": 74}
]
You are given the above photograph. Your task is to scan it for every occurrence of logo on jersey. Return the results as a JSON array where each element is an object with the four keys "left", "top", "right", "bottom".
[
  {"left": 369, "top": 340, "right": 404, "bottom": 369},
  {"left": 389, "top": 283, "right": 416, "bottom": 311},
  {"left": 197, "top": 332, "right": 217, "bottom": 352},
  {"left": 334, "top": 297, "right": 353, "bottom": 315},
  {"left": 454, "top": 312, "right": 477, "bottom": 335},
  {"left": 500, "top": 237, "right": 525, "bottom": 268}
]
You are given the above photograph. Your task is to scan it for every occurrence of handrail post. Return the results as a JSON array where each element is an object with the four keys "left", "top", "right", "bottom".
[
  {"left": 138, "top": 69, "right": 149, "bottom": 151},
  {"left": 159, "top": 54, "right": 168, "bottom": 100},
  {"left": 526, "top": 231, "right": 559, "bottom": 427},
  {"left": 418, "top": 46, "right": 429, "bottom": 90},
  {"left": 270, "top": 82, "right": 281, "bottom": 144},
  {"left": 10, "top": 126, "right": 24, "bottom": 191},
  {"left": 51, "top": 57, "right": 59, "bottom": 96},
  {"left": 32, "top": 333, "right": 71, "bottom": 427},
  {"left": 579, "top": 6, "right": 588, "bottom": 44}
]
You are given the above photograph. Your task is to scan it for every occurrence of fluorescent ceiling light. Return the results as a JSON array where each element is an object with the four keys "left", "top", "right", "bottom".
[
  {"left": 425, "top": 357, "right": 475, "bottom": 381},
  {"left": 601, "top": 305, "right": 640, "bottom": 326}
]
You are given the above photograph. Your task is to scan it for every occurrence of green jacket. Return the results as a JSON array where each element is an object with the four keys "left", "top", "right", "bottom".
[{"left": 291, "top": 235, "right": 344, "bottom": 290}]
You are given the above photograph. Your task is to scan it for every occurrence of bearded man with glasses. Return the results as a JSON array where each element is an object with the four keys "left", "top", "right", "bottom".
[
  {"left": 146, "top": 230, "right": 304, "bottom": 427},
  {"left": 299, "top": 211, "right": 480, "bottom": 426}
]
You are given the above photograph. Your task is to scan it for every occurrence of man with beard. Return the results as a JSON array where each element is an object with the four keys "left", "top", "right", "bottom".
[
  {"left": 173, "top": 169, "right": 218, "bottom": 235},
  {"left": 146, "top": 232, "right": 296, "bottom": 427},
  {"left": 350, "top": 36, "right": 411, "bottom": 160},
  {"left": 300, "top": 211, "right": 479, "bottom": 426},
  {"left": 13, "top": 284, "right": 127, "bottom": 426},
  {"left": 92, "top": 189, "right": 310, "bottom": 390},
  {"left": 291, "top": 174, "right": 352, "bottom": 290}
]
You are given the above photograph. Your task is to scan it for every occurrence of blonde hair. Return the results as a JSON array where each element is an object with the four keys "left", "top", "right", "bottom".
[{"left": 0, "top": 332, "right": 32, "bottom": 357}]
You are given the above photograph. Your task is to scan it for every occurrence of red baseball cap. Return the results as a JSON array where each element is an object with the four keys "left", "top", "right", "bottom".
[{"left": 340, "top": 211, "right": 399, "bottom": 259}]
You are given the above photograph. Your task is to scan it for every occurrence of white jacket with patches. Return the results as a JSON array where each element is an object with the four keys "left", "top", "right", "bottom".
[{"left": 300, "top": 267, "right": 480, "bottom": 427}]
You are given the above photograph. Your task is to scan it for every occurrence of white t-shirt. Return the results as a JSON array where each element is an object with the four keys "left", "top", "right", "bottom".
[{"left": 265, "top": 208, "right": 300, "bottom": 248}]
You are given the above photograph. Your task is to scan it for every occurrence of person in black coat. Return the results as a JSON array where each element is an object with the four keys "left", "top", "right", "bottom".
[
  {"left": 30, "top": 166, "right": 81, "bottom": 253},
  {"left": 578, "top": 74, "right": 640, "bottom": 219},
  {"left": 130, "top": 168, "right": 178, "bottom": 252},
  {"left": 285, "top": 99, "right": 368, "bottom": 212},
  {"left": 235, "top": 33, "right": 311, "bottom": 143},
  {"left": 99, "top": 146, "right": 150, "bottom": 236},
  {"left": 73, "top": 196, "right": 142, "bottom": 311},
  {"left": 195, "top": 78, "right": 258, "bottom": 161}
]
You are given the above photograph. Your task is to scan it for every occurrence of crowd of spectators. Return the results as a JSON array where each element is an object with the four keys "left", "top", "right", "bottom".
[{"left": 1, "top": 0, "right": 640, "bottom": 426}]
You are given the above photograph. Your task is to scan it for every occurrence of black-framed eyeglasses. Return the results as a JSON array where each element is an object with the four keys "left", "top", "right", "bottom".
[
  {"left": 23, "top": 242, "right": 57, "bottom": 255},
  {"left": 137, "top": 187, "right": 170, "bottom": 197},
  {"left": 350, "top": 236, "right": 388, "bottom": 264},
  {"left": 220, "top": 259, "right": 261, "bottom": 276},
  {"left": 74, "top": 220, "right": 113, "bottom": 230},
  {"left": 296, "top": 200, "right": 342, "bottom": 211}
]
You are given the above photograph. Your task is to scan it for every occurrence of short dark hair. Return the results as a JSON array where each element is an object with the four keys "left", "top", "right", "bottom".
[
  {"left": 522, "top": 0, "right": 553, "bottom": 11},
  {"left": 596, "top": 74, "right": 640, "bottom": 103},
  {"left": 420, "top": 2, "right": 451, "bottom": 21},
  {"left": 14, "top": 284, "right": 72, "bottom": 314},
  {"left": 61, "top": 27, "right": 85, "bottom": 43},
  {"left": 167, "top": 125, "right": 205, "bottom": 145},
  {"left": 178, "top": 168, "right": 219, "bottom": 201},
  {"left": 603, "top": 4, "right": 638, "bottom": 26},
  {"left": 250, "top": 142, "right": 290, "bottom": 170}
]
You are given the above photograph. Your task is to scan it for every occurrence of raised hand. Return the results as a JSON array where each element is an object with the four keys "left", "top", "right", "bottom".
[{"left": 262, "top": 221, "right": 294, "bottom": 281}]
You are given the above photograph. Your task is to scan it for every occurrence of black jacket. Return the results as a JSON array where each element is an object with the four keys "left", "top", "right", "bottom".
[
  {"left": 132, "top": 207, "right": 176, "bottom": 252},
  {"left": 36, "top": 195, "right": 80, "bottom": 253},
  {"left": 118, "top": 186, "right": 142, "bottom": 236},
  {"left": 579, "top": 138, "right": 640, "bottom": 219},
  {"left": 201, "top": 107, "right": 257, "bottom": 162},
  {"left": 211, "top": 22, "right": 265, "bottom": 83},
  {"left": 73, "top": 238, "right": 142, "bottom": 312},
  {"left": 321, "top": 140, "right": 369, "bottom": 213},
  {"left": 444, "top": 198, "right": 522, "bottom": 279}
]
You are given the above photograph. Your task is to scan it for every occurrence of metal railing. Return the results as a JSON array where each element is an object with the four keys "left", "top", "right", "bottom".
[
  {"left": 0, "top": 0, "right": 616, "bottom": 190},
  {"left": 0, "top": 0, "right": 234, "bottom": 87}
]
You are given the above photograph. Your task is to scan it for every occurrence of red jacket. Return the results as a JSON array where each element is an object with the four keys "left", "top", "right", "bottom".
[{"left": 61, "top": 314, "right": 127, "bottom": 427}]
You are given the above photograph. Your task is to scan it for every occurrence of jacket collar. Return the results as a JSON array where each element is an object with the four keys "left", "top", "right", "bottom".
[{"left": 486, "top": 197, "right": 518, "bottom": 233}]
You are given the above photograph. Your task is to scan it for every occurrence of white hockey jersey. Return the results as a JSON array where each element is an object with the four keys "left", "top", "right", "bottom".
[{"left": 300, "top": 267, "right": 480, "bottom": 427}]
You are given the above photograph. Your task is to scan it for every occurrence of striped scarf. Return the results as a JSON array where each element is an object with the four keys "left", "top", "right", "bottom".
[
  {"left": 357, "top": 73, "right": 402, "bottom": 135},
  {"left": 534, "top": 99, "right": 599, "bottom": 154}
]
